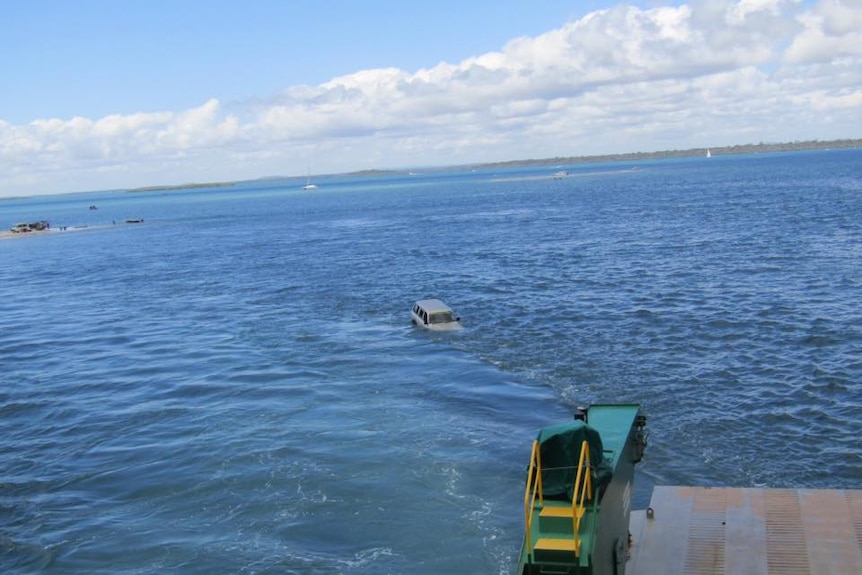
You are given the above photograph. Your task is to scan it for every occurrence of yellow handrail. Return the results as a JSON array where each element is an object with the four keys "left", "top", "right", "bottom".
[
  {"left": 523, "top": 439, "right": 594, "bottom": 561},
  {"left": 570, "top": 439, "right": 593, "bottom": 556},
  {"left": 523, "top": 440, "right": 543, "bottom": 557}
]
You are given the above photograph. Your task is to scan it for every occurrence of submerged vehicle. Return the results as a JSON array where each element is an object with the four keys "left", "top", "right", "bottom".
[
  {"left": 517, "top": 404, "right": 647, "bottom": 575},
  {"left": 411, "top": 299, "right": 462, "bottom": 331}
]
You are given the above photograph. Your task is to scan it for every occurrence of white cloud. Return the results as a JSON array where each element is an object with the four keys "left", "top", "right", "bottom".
[
  {"left": 2, "top": 0, "right": 861, "bottom": 197},
  {"left": 785, "top": 0, "right": 862, "bottom": 62},
  {"left": 726, "top": 0, "right": 784, "bottom": 24}
]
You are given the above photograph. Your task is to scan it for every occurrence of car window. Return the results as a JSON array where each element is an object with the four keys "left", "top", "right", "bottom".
[{"left": 429, "top": 312, "right": 453, "bottom": 324}]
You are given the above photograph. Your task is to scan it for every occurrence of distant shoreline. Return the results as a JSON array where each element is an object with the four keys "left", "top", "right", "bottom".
[
  {"left": 469, "top": 138, "right": 862, "bottom": 171},
  {"left": 127, "top": 181, "right": 237, "bottom": 193},
  {"left": 2, "top": 138, "right": 859, "bottom": 199},
  {"left": 127, "top": 138, "right": 862, "bottom": 193}
]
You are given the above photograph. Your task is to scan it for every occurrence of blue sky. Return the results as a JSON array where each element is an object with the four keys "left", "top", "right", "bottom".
[
  {"left": 2, "top": 0, "right": 614, "bottom": 123},
  {"left": 1, "top": 0, "right": 859, "bottom": 197}
]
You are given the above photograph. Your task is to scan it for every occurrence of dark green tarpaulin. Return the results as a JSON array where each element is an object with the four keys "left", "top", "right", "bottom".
[{"left": 536, "top": 421, "right": 612, "bottom": 501}]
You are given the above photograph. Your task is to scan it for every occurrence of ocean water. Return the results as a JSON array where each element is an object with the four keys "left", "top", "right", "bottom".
[{"left": 1, "top": 149, "right": 860, "bottom": 574}]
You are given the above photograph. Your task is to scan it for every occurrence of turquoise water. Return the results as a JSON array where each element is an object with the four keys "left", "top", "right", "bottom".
[{"left": 2, "top": 149, "right": 860, "bottom": 574}]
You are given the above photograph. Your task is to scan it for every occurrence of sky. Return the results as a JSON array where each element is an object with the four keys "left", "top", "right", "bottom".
[{"left": 1, "top": 0, "right": 860, "bottom": 197}]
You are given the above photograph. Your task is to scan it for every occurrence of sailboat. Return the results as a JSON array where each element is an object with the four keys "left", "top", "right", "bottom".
[
  {"left": 301, "top": 168, "right": 318, "bottom": 190},
  {"left": 706, "top": 148, "right": 712, "bottom": 158}
]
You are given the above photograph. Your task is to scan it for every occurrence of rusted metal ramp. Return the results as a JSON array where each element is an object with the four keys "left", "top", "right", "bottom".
[{"left": 628, "top": 486, "right": 862, "bottom": 574}]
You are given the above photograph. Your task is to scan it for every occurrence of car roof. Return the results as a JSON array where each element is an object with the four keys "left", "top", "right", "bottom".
[{"left": 415, "top": 299, "right": 454, "bottom": 313}]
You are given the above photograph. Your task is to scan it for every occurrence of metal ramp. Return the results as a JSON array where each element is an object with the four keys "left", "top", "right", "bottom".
[{"left": 628, "top": 486, "right": 862, "bottom": 574}]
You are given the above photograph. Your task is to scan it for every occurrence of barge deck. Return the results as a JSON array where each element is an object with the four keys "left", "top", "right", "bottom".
[{"left": 629, "top": 486, "right": 862, "bottom": 574}]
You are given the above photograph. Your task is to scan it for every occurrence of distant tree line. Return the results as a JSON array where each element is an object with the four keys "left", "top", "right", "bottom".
[
  {"left": 127, "top": 138, "right": 860, "bottom": 191},
  {"left": 474, "top": 138, "right": 862, "bottom": 170}
]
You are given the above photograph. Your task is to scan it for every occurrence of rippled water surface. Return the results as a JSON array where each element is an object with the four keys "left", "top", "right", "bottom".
[{"left": 2, "top": 149, "right": 860, "bottom": 574}]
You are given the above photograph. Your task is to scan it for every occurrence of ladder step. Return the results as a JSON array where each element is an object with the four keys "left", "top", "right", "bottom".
[
  {"left": 538, "top": 505, "right": 585, "bottom": 532},
  {"left": 535, "top": 537, "right": 577, "bottom": 552},
  {"left": 540, "top": 506, "right": 572, "bottom": 518}
]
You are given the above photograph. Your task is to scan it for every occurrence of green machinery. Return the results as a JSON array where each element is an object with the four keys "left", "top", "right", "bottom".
[{"left": 517, "top": 404, "right": 647, "bottom": 575}]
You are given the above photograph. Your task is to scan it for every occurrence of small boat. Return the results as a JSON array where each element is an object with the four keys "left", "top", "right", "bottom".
[
  {"left": 517, "top": 404, "right": 647, "bottom": 575},
  {"left": 554, "top": 170, "right": 569, "bottom": 179},
  {"left": 411, "top": 299, "right": 462, "bottom": 330},
  {"left": 302, "top": 170, "right": 318, "bottom": 190}
]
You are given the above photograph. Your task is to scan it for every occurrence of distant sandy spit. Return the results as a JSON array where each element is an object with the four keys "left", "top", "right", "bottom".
[
  {"left": 0, "top": 223, "right": 129, "bottom": 240},
  {"left": 0, "top": 229, "right": 53, "bottom": 240}
]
